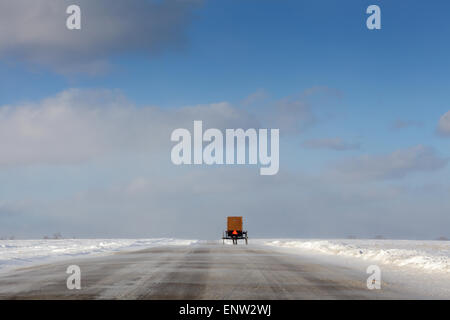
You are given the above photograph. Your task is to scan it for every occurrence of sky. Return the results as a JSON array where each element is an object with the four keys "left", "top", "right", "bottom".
[{"left": 0, "top": 0, "right": 450, "bottom": 240}]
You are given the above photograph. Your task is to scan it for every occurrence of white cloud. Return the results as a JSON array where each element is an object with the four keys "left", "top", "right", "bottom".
[
  {"left": 0, "top": 0, "right": 201, "bottom": 74},
  {"left": 270, "top": 86, "right": 343, "bottom": 133},
  {"left": 437, "top": 110, "right": 450, "bottom": 137},
  {"left": 0, "top": 89, "right": 255, "bottom": 167},
  {"left": 332, "top": 145, "right": 448, "bottom": 181}
]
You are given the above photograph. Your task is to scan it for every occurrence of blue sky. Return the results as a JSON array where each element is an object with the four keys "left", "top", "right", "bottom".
[
  {"left": 3, "top": 1, "right": 450, "bottom": 104},
  {"left": 2, "top": 0, "right": 449, "bottom": 152},
  {"left": 0, "top": 0, "right": 450, "bottom": 239}
]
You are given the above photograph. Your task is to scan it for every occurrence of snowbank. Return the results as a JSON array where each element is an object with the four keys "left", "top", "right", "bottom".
[
  {"left": 0, "top": 238, "right": 197, "bottom": 273},
  {"left": 262, "top": 239, "right": 450, "bottom": 273}
]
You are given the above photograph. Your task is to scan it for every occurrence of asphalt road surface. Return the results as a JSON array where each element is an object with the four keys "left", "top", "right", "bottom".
[{"left": 0, "top": 242, "right": 424, "bottom": 299}]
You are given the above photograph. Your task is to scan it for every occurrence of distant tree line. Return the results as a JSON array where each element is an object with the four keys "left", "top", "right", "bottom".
[{"left": 43, "top": 232, "right": 63, "bottom": 240}]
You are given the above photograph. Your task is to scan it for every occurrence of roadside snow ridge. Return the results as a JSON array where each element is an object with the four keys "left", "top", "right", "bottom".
[{"left": 264, "top": 239, "right": 450, "bottom": 273}]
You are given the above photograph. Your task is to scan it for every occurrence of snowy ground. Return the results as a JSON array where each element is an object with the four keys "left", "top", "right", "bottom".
[
  {"left": 2, "top": 238, "right": 450, "bottom": 275},
  {"left": 0, "top": 238, "right": 197, "bottom": 273},
  {"left": 1, "top": 238, "right": 450, "bottom": 298},
  {"left": 257, "top": 239, "right": 450, "bottom": 298},
  {"left": 259, "top": 239, "right": 450, "bottom": 274}
]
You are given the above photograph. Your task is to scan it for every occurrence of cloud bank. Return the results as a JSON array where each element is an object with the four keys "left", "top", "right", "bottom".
[
  {"left": 333, "top": 145, "right": 448, "bottom": 181},
  {"left": 0, "top": 89, "right": 256, "bottom": 167},
  {"left": 0, "top": 0, "right": 201, "bottom": 73},
  {"left": 0, "top": 89, "right": 449, "bottom": 240}
]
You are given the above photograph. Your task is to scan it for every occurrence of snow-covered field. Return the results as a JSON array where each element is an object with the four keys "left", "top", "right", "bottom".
[
  {"left": 2, "top": 238, "right": 450, "bottom": 276},
  {"left": 261, "top": 239, "right": 450, "bottom": 274},
  {"left": 0, "top": 238, "right": 197, "bottom": 273}
]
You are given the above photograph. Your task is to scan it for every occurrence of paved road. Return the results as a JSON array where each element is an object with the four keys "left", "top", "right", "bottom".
[{"left": 0, "top": 243, "right": 421, "bottom": 299}]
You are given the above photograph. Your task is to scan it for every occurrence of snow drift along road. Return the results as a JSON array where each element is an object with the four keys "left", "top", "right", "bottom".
[
  {"left": 262, "top": 239, "right": 450, "bottom": 273},
  {"left": 0, "top": 238, "right": 197, "bottom": 273}
]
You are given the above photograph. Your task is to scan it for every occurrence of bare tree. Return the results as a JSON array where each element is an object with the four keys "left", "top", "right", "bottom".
[{"left": 53, "top": 232, "right": 62, "bottom": 239}]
